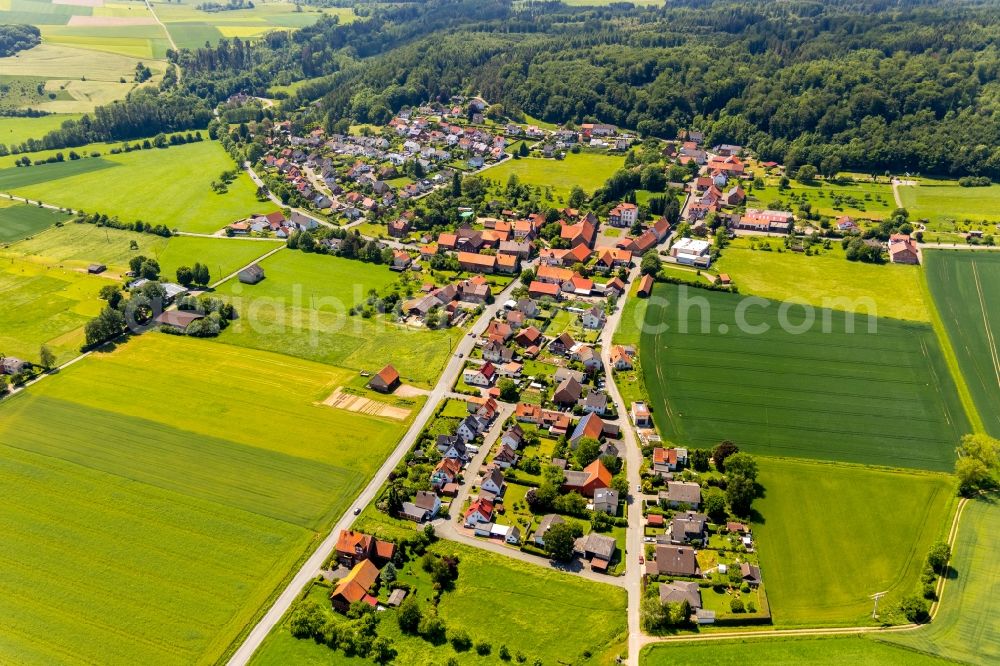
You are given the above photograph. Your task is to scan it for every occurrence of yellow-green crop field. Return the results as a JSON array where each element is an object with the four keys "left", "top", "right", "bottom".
[{"left": 0, "top": 333, "right": 417, "bottom": 665}]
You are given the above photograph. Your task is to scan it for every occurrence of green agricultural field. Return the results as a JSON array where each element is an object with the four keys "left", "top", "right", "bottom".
[
  {"left": 214, "top": 250, "right": 464, "bottom": 387},
  {"left": 641, "top": 635, "right": 950, "bottom": 665},
  {"left": 900, "top": 178, "right": 1000, "bottom": 228},
  {"left": 640, "top": 283, "right": 968, "bottom": 471},
  {"left": 0, "top": 114, "right": 83, "bottom": 147},
  {"left": 0, "top": 334, "right": 416, "bottom": 665},
  {"left": 0, "top": 141, "right": 269, "bottom": 233},
  {"left": 925, "top": 251, "right": 1000, "bottom": 437},
  {"left": 151, "top": 0, "right": 349, "bottom": 48},
  {"left": 40, "top": 23, "right": 171, "bottom": 59},
  {"left": 879, "top": 496, "right": 1000, "bottom": 663},
  {"left": 252, "top": 540, "right": 628, "bottom": 666},
  {"left": 754, "top": 458, "right": 956, "bottom": 626},
  {"left": 0, "top": 43, "right": 164, "bottom": 113},
  {"left": 748, "top": 177, "right": 895, "bottom": 220},
  {"left": 0, "top": 257, "right": 109, "bottom": 364},
  {"left": 0, "top": 200, "right": 70, "bottom": 242},
  {"left": 715, "top": 237, "right": 931, "bottom": 322},
  {"left": 483, "top": 151, "right": 624, "bottom": 202}
]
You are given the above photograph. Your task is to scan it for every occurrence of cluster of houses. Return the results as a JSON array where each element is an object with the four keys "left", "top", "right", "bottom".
[
  {"left": 329, "top": 529, "right": 398, "bottom": 612},
  {"left": 401, "top": 274, "right": 493, "bottom": 327},
  {"left": 535, "top": 122, "right": 635, "bottom": 155},
  {"left": 226, "top": 210, "right": 320, "bottom": 238}
]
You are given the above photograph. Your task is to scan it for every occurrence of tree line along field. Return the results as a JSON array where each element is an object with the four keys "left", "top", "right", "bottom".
[
  {"left": 482, "top": 151, "right": 625, "bottom": 202},
  {"left": 0, "top": 141, "right": 269, "bottom": 233},
  {"left": 2, "top": 220, "right": 280, "bottom": 282},
  {"left": 877, "top": 496, "right": 1000, "bottom": 664},
  {"left": 0, "top": 199, "right": 70, "bottom": 242},
  {"left": 252, "top": 541, "right": 628, "bottom": 666},
  {"left": 924, "top": 251, "right": 1000, "bottom": 438},
  {"left": 213, "top": 250, "right": 464, "bottom": 388},
  {"left": 639, "top": 283, "right": 968, "bottom": 471},
  {"left": 714, "top": 237, "right": 932, "bottom": 323},
  {"left": 752, "top": 459, "right": 956, "bottom": 627},
  {"left": 0, "top": 334, "right": 419, "bottom": 665},
  {"left": 640, "top": 634, "right": 951, "bottom": 665}
]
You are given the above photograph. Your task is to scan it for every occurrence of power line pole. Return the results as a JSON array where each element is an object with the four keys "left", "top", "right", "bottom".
[{"left": 870, "top": 591, "right": 887, "bottom": 620}]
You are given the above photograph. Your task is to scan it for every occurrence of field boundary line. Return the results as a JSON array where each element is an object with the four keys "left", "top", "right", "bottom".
[{"left": 920, "top": 254, "right": 985, "bottom": 433}]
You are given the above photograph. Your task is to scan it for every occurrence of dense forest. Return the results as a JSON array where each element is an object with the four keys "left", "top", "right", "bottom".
[
  {"left": 0, "top": 24, "right": 40, "bottom": 57},
  {"left": 19, "top": 0, "right": 1000, "bottom": 177}
]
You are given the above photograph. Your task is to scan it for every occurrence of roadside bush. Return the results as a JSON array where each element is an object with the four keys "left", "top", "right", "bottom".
[
  {"left": 899, "top": 595, "right": 931, "bottom": 623},
  {"left": 923, "top": 583, "right": 938, "bottom": 600}
]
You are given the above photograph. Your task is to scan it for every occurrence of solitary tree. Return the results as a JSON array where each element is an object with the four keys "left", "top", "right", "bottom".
[
  {"left": 543, "top": 521, "right": 580, "bottom": 561},
  {"left": 39, "top": 344, "right": 55, "bottom": 370}
]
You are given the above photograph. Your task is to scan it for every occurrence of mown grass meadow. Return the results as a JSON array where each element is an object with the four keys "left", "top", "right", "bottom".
[
  {"left": 715, "top": 237, "right": 931, "bottom": 323},
  {"left": 214, "top": 250, "right": 464, "bottom": 387},
  {"left": 0, "top": 334, "right": 416, "bottom": 665},
  {"left": 0, "top": 256, "right": 109, "bottom": 364},
  {"left": 639, "top": 283, "right": 968, "bottom": 471},
  {"left": 483, "top": 151, "right": 624, "bottom": 201}
]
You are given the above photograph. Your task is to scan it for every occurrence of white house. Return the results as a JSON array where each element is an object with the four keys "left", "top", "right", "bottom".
[
  {"left": 463, "top": 362, "right": 497, "bottom": 387},
  {"left": 480, "top": 466, "right": 505, "bottom": 495},
  {"left": 456, "top": 415, "right": 485, "bottom": 442},
  {"left": 501, "top": 424, "right": 524, "bottom": 450},
  {"left": 582, "top": 305, "right": 606, "bottom": 330}
]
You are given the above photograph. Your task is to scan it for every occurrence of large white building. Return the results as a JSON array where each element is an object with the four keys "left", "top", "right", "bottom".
[{"left": 670, "top": 237, "right": 712, "bottom": 267}]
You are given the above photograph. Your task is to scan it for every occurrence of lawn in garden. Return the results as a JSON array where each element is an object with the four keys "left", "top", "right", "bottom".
[
  {"left": 0, "top": 141, "right": 269, "bottom": 233},
  {"left": 251, "top": 540, "right": 628, "bottom": 666},
  {"left": 482, "top": 150, "right": 624, "bottom": 202},
  {"left": 715, "top": 237, "right": 931, "bottom": 322},
  {"left": 924, "top": 250, "right": 1000, "bottom": 437},
  {"left": 0, "top": 333, "right": 415, "bottom": 665},
  {"left": 639, "top": 283, "right": 968, "bottom": 471},
  {"left": 213, "top": 249, "right": 464, "bottom": 387},
  {"left": 753, "top": 458, "right": 956, "bottom": 626}
]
